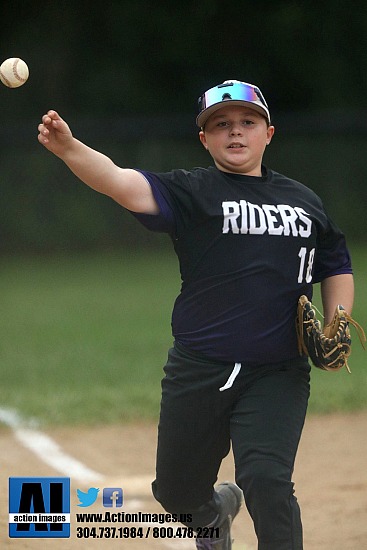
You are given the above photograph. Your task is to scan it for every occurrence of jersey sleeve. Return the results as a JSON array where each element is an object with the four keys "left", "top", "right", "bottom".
[
  {"left": 129, "top": 169, "right": 193, "bottom": 237},
  {"left": 313, "top": 214, "right": 352, "bottom": 282},
  {"left": 128, "top": 170, "right": 176, "bottom": 235}
]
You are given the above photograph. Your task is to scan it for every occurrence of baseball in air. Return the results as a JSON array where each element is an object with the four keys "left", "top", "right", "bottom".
[{"left": 0, "top": 58, "right": 29, "bottom": 88}]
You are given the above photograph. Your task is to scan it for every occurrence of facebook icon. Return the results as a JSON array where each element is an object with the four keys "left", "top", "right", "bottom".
[{"left": 102, "top": 488, "right": 123, "bottom": 508}]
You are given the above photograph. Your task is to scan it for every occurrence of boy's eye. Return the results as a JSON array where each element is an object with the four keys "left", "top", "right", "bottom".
[{"left": 216, "top": 120, "right": 255, "bottom": 127}]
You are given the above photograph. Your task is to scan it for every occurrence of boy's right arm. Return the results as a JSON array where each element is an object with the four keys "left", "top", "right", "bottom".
[{"left": 37, "top": 110, "right": 159, "bottom": 215}]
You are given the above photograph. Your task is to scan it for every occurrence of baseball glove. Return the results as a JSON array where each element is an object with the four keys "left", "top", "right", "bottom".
[{"left": 296, "top": 295, "right": 366, "bottom": 373}]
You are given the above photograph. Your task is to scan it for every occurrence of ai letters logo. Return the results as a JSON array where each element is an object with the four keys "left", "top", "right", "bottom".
[{"left": 9, "top": 477, "right": 70, "bottom": 538}]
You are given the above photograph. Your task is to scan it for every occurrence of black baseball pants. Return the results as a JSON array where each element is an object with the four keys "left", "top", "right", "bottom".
[{"left": 152, "top": 342, "right": 310, "bottom": 550}]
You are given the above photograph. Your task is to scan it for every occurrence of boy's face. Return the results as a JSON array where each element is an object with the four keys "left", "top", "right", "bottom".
[{"left": 199, "top": 105, "right": 274, "bottom": 176}]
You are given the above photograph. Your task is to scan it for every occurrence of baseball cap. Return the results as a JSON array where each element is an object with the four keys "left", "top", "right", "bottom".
[{"left": 196, "top": 80, "right": 270, "bottom": 128}]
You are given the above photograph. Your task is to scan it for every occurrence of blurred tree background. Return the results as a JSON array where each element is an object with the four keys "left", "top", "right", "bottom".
[{"left": 1, "top": 0, "right": 367, "bottom": 253}]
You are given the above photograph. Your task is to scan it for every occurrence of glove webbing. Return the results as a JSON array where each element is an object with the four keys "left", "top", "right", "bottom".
[{"left": 297, "top": 297, "right": 366, "bottom": 373}]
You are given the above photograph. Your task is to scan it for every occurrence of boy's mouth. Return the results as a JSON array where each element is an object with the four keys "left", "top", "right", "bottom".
[{"left": 228, "top": 143, "right": 244, "bottom": 149}]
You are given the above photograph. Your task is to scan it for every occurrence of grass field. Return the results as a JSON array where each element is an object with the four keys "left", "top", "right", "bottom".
[{"left": 1, "top": 245, "right": 366, "bottom": 426}]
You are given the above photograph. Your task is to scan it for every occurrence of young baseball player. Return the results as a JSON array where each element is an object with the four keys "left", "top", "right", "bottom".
[{"left": 38, "top": 80, "right": 354, "bottom": 549}]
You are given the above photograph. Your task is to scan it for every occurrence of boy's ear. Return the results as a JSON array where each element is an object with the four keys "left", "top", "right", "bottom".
[
  {"left": 266, "top": 125, "right": 275, "bottom": 145},
  {"left": 199, "top": 130, "right": 208, "bottom": 150}
]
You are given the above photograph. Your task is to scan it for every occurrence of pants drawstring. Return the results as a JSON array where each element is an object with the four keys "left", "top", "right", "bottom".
[{"left": 219, "top": 363, "right": 242, "bottom": 391}]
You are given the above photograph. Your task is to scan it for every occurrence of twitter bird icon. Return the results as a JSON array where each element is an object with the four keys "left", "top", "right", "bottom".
[{"left": 77, "top": 487, "right": 100, "bottom": 507}]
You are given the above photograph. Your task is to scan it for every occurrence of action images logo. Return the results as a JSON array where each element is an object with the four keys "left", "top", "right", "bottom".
[{"left": 9, "top": 477, "right": 70, "bottom": 538}]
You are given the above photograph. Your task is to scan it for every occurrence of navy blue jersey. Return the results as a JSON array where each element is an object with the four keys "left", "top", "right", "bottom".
[{"left": 132, "top": 166, "right": 352, "bottom": 365}]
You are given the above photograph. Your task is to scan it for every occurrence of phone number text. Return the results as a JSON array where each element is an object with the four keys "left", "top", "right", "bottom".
[{"left": 76, "top": 526, "right": 219, "bottom": 539}]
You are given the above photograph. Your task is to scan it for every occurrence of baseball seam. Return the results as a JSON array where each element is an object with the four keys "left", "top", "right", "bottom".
[
  {"left": 13, "top": 58, "right": 27, "bottom": 83},
  {"left": 0, "top": 68, "right": 11, "bottom": 87}
]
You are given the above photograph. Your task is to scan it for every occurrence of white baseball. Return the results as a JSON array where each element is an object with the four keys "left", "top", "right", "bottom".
[{"left": 0, "top": 58, "right": 29, "bottom": 88}]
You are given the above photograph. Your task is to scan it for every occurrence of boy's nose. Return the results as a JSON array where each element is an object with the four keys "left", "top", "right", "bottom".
[{"left": 230, "top": 123, "right": 243, "bottom": 135}]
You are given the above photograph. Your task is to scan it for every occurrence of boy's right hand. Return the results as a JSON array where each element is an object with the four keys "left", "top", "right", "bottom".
[{"left": 37, "top": 110, "right": 73, "bottom": 157}]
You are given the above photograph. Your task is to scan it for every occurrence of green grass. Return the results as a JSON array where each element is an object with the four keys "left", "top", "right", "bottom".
[
  {"left": 0, "top": 245, "right": 366, "bottom": 426},
  {"left": 0, "top": 249, "right": 179, "bottom": 425}
]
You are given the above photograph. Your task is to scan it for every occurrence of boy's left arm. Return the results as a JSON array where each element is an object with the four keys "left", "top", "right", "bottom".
[{"left": 320, "top": 273, "right": 354, "bottom": 324}]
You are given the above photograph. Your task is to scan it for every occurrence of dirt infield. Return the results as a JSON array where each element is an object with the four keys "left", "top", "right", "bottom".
[{"left": 1, "top": 411, "right": 367, "bottom": 549}]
